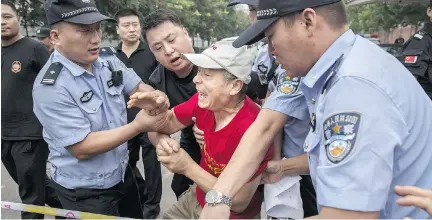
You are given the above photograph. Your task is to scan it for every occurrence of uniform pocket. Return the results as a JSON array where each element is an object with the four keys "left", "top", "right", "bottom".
[
  {"left": 79, "top": 96, "right": 104, "bottom": 131},
  {"left": 106, "top": 85, "right": 126, "bottom": 109}
]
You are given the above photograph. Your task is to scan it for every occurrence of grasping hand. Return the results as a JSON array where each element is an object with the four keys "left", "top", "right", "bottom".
[
  {"left": 157, "top": 143, "right": 192, "bottom": 174},
  {"left": 261, "top": 160, "right": 283, "bottom": 184},
  {"left": 192, "top": 117, "right": 204, "bottom": 147},
  {"left": 127, "top": 90, "right": 170, "bottom": 115}
]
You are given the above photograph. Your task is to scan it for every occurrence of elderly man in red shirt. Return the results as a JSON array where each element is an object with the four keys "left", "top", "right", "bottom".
[{"left": 128, "top": 39, "right": 273, "bottom": 219}]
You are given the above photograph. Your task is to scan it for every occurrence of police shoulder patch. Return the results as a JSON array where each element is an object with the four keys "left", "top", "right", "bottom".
[
  {"left": 258, "top": 64, "right": 268, "bottom": 74},
  {"left": 414, "top": 30, "right": 426, "bottom": 40},
  {"left": 41, "top": 62, "right": 63, "bottom": 85},
  {"left": 323, "top": 112, "right": 361, "bottom": 163},
  {"left": 277, "top": 73, "right": 301, "bottom": 95},
  {"left": 99, "top": 47, "right": 117, "bottom": 55}
]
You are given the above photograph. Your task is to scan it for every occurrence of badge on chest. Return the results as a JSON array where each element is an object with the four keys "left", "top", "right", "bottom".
[{"left": 323, "top": 112, "right": 361, "bottom": 163}]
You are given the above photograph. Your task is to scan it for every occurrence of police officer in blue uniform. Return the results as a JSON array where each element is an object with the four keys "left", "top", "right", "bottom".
[
  {"left": 200, "top": 0, "right": 432, "bottom": 219},
  {"left": 32, "top": 0, "right": 168, "bottom": 217}
]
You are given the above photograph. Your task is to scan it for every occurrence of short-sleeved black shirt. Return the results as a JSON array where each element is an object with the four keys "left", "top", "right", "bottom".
[
  {"left": 149, "top": 64, "right": 201, "bottom": 161},
  {"left": 1, "top": 37, "right": 50, "bottom": 140},
  {"left": 115, "top": 41, "right": 159, "bottom": 122}
]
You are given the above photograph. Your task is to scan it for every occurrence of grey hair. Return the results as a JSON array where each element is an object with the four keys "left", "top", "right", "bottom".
[{"left": 223, "top": 71, "right": 248, "bottom": 99}]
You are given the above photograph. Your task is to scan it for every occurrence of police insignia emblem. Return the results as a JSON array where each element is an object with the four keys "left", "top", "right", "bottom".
[
  {"left": 414, "top": 31, "right": 425, "bottom": 40},
  {"left": 11, "top": 61, "right": 21, "bottom": 73},
  {"left": 107, "top": 79, "right": 114, "bottom": 88},
  {"left": 277, "top": 74, "right": 301, "bottom": 95},
  {"left": 80, "top": 90, "right": 94, "bottom": 103},
  {"left": 323, "top": 112, "right": 361, "bottom": 163},
  {"left": 258, "top": 64, "right": 268, "bottom": 74}
]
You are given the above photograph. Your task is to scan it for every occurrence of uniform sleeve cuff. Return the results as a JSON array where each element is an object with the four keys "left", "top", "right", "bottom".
[
  {"left": 123, "top": 70, "right": 142, "bottom": 94},
  {"left": 50, "top": 129, "right": 90, "bottom": 148},
  {"left": 317, "top": 183, "right": 388, "bottom": 212},
  {"left": 263, "top": 95, "right": 309, "bottom": 121}
]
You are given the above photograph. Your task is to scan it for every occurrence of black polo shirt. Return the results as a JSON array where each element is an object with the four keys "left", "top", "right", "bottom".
[
  {"left": 149, "top": 64, "right": 201, "bottom": 160},
  {"left": 1, "top": 37, "right": 50, "bottom": 140},
  {"left": 115, "top": 41, "right": 158, "bottom": 122},
  {"left": 116, "top": 41, "right": 158, "bottom": 84}
]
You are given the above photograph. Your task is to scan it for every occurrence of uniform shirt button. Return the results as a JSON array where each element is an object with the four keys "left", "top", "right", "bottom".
[
  {"left": 312, "top": 98, "right": 316, "bottom": 105},
  {"left": 92, "top": 107, "right": 96, "bottom": 111},
  {"left": 304, "top": 143, "right": 309, "bottom": 150},
  {"left": 99, "top": 174, "right": 103, "bottom": 178}
]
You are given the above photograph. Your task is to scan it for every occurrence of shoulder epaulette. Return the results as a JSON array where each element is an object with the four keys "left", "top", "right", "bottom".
[
  {"left": 41, "top": 62, "right": 63, "bottom": 85},
  {"left": 99, "top": 47, "right": 117, "bottom": 55},
  {"left": 414, "top": 30, "right": 426, "bottom": 40}
]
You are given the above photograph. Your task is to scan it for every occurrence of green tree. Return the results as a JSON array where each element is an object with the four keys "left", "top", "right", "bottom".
[
  {"left": 11, "top": 0, "right": 46, "bottom": 36},
  {"left": 163, "top": 0, "right": 249, "bottom": 44},
  {"left": 347, "top": 2, "right": 427, "bottom": 36}
]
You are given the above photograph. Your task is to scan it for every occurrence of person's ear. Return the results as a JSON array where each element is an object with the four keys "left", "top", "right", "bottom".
[
  {"left": 182, "top": 27, "right": 193, "bottom": 44},
  {"left": 427, "top": 7, "right": 432, "bottom": 20},
  {"left": 229, "top": 79, "right": 244, "bottom": 96},
  {"left": 301, "top": 8, "right": 317, "bottom": 38},
  {"left": 50, "top": 29, "right": 61, "bottom": 46}
]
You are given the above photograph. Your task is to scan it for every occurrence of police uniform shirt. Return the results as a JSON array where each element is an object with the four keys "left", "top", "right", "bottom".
[
  {"left": 401, "top": 23, "right": 432, "bottom": 99},
  {"left": 114, "top": 42, "right": 159, "bottom": 122},
  {"left": 1, "top": 37, "right": 50, "bottom": 140},
  {"left": 301, "top": 29, "right": 432, "bottom": 218},
  {"left": 32, "top": 50, "right": 142, "bottom": 189},
  {"left": 257, "top": 44, "right": 310, "bottom": 158},
  {"left": 252, "top": 44, "right": 280, "bottom": 92}
]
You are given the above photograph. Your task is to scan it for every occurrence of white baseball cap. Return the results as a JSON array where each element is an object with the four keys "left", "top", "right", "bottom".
[{"left": 181, "top": 38, "right": 258, "bottom": 84}]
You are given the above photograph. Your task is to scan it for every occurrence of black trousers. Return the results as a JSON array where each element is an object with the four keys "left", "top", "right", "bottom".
[
  {"left": 1, "top": 139, "right": 63, "bottom": 219},
  {"left": 127, "top": 132, "right": 162, "bottom": 216},
  {"left": 299, "top": 175, "right": 318, "bottom": 217},
  {"left": 171, "top": 133, "right": 202, "bottom": 199},
  {"left": 52, "top": 165, "right": 143, "bottom": 219}
]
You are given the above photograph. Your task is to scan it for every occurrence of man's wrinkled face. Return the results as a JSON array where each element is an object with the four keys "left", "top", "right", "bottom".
[
  {"left": 52, "top": 22, "right": 102, "bottom": 66},
  {"left": 117, "top": 15, "right": 141, "bottom": 43},
  {"left": 146, "top": 21, "right": 195, "bottom": 73},
  {"left": 265, "top": 16, "right": 315, "bottom": 77},
  {"left": 248, "top": 5, "right": 258, "bottom": 24},
  {"left": 193, "top": 68, "right": 242, "bottom": 111},
  {"left": 1, "top": 4, "right": 20, "bottom": 41}
]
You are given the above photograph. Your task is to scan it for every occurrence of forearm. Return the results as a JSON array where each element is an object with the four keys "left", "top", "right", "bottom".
[
  {"left": 212, "top": 110, "right": 287, "bottom": 197},
  {"left": 130, "top": 81, "right": 154, "bottom": 96},
  {"left": 67, "top": 123, "right": 140, "bottom": 160},
  {"left": 273, "top": 130, "right": 283, "bottom": 160},
  {"left": 184, "top": 163, "right": 256, "bottom": 212},
  {"left": 280, "top": 153, "right": 309, "bottom": 176},
  {"left": 148, "top": 132, "right": 170, "bottom": 146},
  {"left": 185, "top": 162, "right": 216, "bottom": 193},
  {"left": 155, "top": 110, "right": 188, "bottom": 134}
]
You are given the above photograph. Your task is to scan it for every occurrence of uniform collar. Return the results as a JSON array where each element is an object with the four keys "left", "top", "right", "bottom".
[
  {"left": 303, "top": 29, "right": 356, "bottom": 88},
  {"left": 117, "top": 40, "right": 146, "bottom": 53},
  {"left": 424, "top": 22, "right": 432, "bottom": 34},
  {"left": 52, "top": 49, "right": 104, "bottom": 77}
]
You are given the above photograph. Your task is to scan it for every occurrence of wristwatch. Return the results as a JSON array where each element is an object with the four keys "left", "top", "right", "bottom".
[{"left": 205, "top": 189, "right": 232, "bottom": 207}]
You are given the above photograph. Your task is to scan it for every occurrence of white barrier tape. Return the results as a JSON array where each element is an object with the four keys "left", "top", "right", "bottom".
[{"left": 1, "top": 201, "right": 134, "bottom": 219}]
